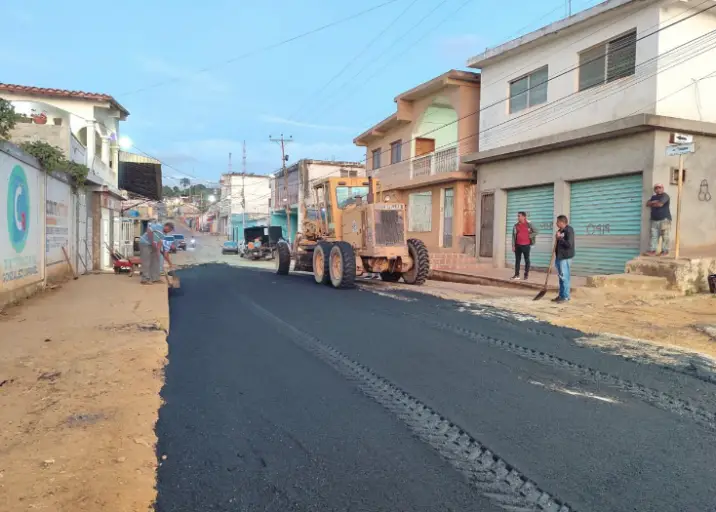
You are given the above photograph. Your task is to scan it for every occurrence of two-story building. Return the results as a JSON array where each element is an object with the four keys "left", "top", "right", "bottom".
[
  {"left": 218, "top": 173, "right": 272, "bottom": 240},
  {"left": 354, "top": 70, "right": 481, "bottom": 270},
  {"left": 269, "top": 159, "right": 366, "bottom": 242},
  {"left": 463, "top": 0, "right": 716, "bottom": 275},
  {"left": 1, "top": 83, "right": 131, "bottom": 271}
]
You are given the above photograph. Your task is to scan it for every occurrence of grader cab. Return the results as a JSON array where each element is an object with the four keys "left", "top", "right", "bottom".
[{"left": 275, "top": 176, "right": 430, "bottom": 289}]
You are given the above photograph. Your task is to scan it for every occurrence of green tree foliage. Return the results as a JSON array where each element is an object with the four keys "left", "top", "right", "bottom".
[
  {"left": 0, "top": 98, "right": 19, "bottom": 140},
  {"left": 19, "top": 140, "right": 89, "bottom": 187}
]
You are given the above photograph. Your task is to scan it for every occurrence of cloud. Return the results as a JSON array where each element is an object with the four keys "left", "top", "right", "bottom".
[
  {"left": 135, "top": 56, "right": 231, "bottom": 95},
  {"left": 259, "top": 115, "right": 354, "bottom": 132},
  {"left": 438, "top": 34, "right": 487, "bottom": 59}
]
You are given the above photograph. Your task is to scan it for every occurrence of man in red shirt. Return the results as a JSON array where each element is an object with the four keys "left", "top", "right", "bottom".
[{"left": 511, "top": 211, "right": 537, "bottom": 280}]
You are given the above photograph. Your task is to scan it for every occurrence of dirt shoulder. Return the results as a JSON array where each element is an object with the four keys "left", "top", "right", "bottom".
[{"left": 0, "top": 275, "right": 168, "bottom": 512}]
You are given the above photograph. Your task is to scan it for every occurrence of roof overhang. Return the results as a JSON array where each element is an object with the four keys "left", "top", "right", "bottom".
[
  {"left": 466, "top": 0, "right": 656, "bottom": 68},
  {"left": 354, "top": 70, "right": 481, "bottom": 146}
]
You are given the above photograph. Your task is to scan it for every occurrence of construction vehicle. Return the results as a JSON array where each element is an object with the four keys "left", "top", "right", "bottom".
[{"left": 275, "top": 176, "right": 430, "bottom": 289}]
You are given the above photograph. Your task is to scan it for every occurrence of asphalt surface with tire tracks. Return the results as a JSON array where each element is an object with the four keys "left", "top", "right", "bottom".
[{"left": 156, "top": 263, "right": 716, "bottom": 512}]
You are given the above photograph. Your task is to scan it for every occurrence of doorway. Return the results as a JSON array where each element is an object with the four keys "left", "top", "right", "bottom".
[
  {"left": 479, "top": 193, "right": 494, "bottom": 258},
  {"left": 442, "top": 188, "right": 454, "bottom": 248},
  {"left": 415, "top": 138, "right": 435, "bottom": 156}
]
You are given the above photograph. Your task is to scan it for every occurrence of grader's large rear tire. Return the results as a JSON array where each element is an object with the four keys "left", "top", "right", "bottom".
[
  {"left": 313, "top": 242, "right": 332, "bottom": 285},
  {"left": 329, "top": 241, "right": 356, "bottom": 289},
  {"left": 402, "top": 238, "right": 430, "bottom": 285},
  {"left": 275, "top": 240, "right": 291, "bottom": 275}
]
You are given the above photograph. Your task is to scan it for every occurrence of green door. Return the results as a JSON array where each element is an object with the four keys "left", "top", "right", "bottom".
[
  {"left": 505, "top": 185, "right": 555, "bottom": 270},
  {"left": 569, "top": 174, "right": 643, "bottom": 275}
]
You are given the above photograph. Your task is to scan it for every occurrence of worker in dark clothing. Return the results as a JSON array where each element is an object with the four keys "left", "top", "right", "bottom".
[
  {"left": 553, "top": 215, "right": 575, "bottom": 303},
  {"left": 645, "top": 183, "right": 671, "bottom": 256},
  {"left": 511, "top": 211, "right": 538, "bottom": 281}
]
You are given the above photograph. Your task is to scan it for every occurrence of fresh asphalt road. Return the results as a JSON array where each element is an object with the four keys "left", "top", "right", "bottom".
[{"left": 157, "top": 254, "right": 716, "bottom": 511}]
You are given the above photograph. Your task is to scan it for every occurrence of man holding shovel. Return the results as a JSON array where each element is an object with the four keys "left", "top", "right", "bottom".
[
  {"left": 139, "top": 221, "right": 174, "bottom": 285},
  {"left": 553, "top": 215, "right": 575, "bottom": 303}
]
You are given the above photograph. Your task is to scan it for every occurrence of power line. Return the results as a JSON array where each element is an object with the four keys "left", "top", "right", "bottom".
[
  {"left": 288, "top": 0, "right": 422, "bottom": 122},
  {"left": 119, "top": 0, "right": 401, "bottom": 97}
]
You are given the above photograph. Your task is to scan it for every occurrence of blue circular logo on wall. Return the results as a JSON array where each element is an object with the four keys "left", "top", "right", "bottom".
[{"left": 7, "top": 164, "right": 30, "bottom": 253}]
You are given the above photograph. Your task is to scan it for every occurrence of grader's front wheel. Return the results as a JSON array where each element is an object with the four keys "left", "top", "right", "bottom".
[
  {"left": 329, "top": 241, "right": 356, "bottom": 289},
  {"left": 402, "top": 238, "right": 430, "bottom": 285}
]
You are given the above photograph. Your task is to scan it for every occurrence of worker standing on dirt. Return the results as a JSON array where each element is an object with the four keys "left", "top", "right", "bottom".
[
  {"left": 511, "top": 211, "right": 537, "bottom": 281},
  {"left": 645, "top": 183, "right": 671, "bottom": 256},
  {"left": 553, "top": 215, "right": 575, "bottom": 303},
  {"left": 139, "top": 222, "right": 174, "bottom": 285}
]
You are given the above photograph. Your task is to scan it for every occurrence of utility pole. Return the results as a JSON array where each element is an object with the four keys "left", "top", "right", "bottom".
[
  {"left": 270, "top": 134, "right": 293, "bottom": 243},
  {"left": 227, "top": 152, "right": 232, "bottom": 238},
  {"left": 566, "top": 0, "right": 571, "bottom": 16},
  {"left": 242, "top": 141, "right": 247, "bottom": 231}
]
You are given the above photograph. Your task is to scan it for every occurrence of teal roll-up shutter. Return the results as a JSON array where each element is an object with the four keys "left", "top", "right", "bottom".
[
  {"left": 569, "top": 173, "right": 642, "bottom": 275},
  {"left": 505, "top": 185, "right": 555, "bottom": 270}
]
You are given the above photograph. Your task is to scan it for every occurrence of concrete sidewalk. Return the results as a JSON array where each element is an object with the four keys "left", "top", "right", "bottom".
[{"left": 431, "top": 263, "right": 587, "bottom": 292}]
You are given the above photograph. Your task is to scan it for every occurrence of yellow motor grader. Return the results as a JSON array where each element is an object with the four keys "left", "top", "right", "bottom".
[{"left": 275, "top": 176, "right": 430, "bottom": 289}]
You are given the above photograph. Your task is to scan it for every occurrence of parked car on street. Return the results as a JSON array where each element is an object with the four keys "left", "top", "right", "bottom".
[
  {"left": 163, "top": 235, "right": 177, "bottom": 254},
  {"left": 174, "top": 234, "right": 187, "bottom": 250},
  {"left": 222, "top": 240, "right": 239, "bottom": 255}
]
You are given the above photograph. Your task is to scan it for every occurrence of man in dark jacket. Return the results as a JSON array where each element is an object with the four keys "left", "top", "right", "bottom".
[
  {"left": 553, "top": 215, "right": 575, "bottom": 303},
  {"left": 645, "top": 183, "right": 671, "bottom": 256},
  {"left": 511, "top": 211, "right": 538, "bottom": 280}
]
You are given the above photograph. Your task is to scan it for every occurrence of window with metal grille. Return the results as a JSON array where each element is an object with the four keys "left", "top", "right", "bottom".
[
  {"left": 579, "top": 30, "right": 636, "bottom": 91},
  {"left": 408, "top": 191, "right": 432, "bottom": 232},
  {"left": 390, "top": 140, "right": 402, "bottom": 164},
  {"left": 509, "top": 66, "right": 548, "bottom": 114},
  {"left": 372, "top": 148, "right": 381, "bottom": 170},
  {"left": 340, "top": 169, "right": 359, "bottom": 177}
]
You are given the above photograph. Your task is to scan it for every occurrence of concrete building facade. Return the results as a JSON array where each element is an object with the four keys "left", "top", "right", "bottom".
[
  {"left": 464, "top": 0, "right": 716, "bottom": 275},
  {"left": 354, "top": 70, "right": 481, "bottom": 270}
]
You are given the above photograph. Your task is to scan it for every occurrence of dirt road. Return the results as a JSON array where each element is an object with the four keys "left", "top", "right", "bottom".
[{"left": 0, "top": 275, "right": 168, "bottom": 512}]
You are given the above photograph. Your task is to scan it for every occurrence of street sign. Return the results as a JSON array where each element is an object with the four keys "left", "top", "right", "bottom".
[
  {"left": 670, "top": 132, "right": 693, "bottom": 144},
  {"left": 666, "top": 143, "right": 695, "bottom": 156}
]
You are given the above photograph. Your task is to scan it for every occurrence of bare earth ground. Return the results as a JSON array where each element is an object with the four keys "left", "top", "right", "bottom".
[
  {"left": 366, "top": 279, "right": 716, "bottom": 366},
  {"left": 0, "top": 274, "right": 168, "bottom": 512}
]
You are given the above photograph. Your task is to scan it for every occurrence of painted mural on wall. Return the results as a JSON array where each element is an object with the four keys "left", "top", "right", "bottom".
[
  {"left": 45, "top": 177, "right": 71, "bottom": 265},
  {"left": 1, "top": 151, "right": 43, "bottom": 290}
]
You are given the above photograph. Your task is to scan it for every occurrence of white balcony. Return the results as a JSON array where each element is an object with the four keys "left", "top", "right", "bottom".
[
  {"left": 410, "top": 145, "right": 458, "bottom": 178},
  {"left": 373, "top": 144, "right": 470, "bottom": 191},
  {"left": 91, "top": 156, "right": 115, "bottom": 186}
]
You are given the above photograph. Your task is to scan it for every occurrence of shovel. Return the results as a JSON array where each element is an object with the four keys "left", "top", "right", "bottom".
[{"left": 534, "top": 236, "right": 558, "bottom": 301}]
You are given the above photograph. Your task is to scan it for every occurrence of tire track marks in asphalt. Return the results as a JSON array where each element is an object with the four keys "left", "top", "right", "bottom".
[
  {"left": 240, "top": 295, "right": 575, "bottom": 512},
  {"left": 406, "top": 312, "right": 716, "bottom": 432}
]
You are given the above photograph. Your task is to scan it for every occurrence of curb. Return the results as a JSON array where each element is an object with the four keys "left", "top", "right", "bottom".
[{"left": 429, "top": 270, "right": 560, "bottom": 292}]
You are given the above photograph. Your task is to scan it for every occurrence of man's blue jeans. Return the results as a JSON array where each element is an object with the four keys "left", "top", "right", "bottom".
[{"left": 555, "top": 258, "right": 572, "bottom": 300}]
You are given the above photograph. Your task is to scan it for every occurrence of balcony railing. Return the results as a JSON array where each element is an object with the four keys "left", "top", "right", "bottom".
[
  {"left": 91, "top": 156, "right": 115, "bottom": 186},
  {"left": 409, "top": 144, "right": 459, "bottom": 179}
]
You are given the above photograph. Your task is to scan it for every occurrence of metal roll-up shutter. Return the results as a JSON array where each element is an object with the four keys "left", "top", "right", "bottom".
[
  {"left": 569, "top": 173, "right": 642, "bottom": 275},
  {"left": 505, "top": 185, "right": 555, "bottom": 270}
]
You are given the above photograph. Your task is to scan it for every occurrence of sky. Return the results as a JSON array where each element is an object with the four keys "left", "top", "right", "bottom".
[{"left": 4, "top": 0, "right": 600, "bottom": 187}]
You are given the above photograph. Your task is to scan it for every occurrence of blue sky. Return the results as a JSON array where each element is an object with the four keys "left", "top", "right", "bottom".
[{"left": 5, "top": 0, "right": 599, "bottom": 187}]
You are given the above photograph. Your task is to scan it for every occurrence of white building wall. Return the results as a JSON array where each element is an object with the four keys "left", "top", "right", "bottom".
[
  {"left": 477, "top": 1, "right": 661, "bottom": 150},
  {"left": 228, "top": 175, "right": 270, "bottom": 216},
  {"left": 654, "top": 3, "right": 716, "bottom": 122}
]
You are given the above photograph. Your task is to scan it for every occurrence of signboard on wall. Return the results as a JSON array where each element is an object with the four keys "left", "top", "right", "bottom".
[
  {"left": 0, "top": 151, "right": 43, "bottom": 291},
  {"left": 46, "top": 176, "right": 72, "bottom": 265}
]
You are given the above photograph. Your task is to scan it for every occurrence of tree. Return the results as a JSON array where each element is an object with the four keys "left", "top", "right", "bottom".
[
  {"left": 180, "top": 178, "right": 191, "bottom": 188},
  {"left": 0, "top": 98, "right": 19, "bottom": 140}
]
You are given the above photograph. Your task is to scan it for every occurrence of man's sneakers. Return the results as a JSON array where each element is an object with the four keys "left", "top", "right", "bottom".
[
  {"left": 551, "top": 296, "right": 570, "bottom": 303},
  {"left": 510, "top": 274, "right": 521, "bottom": 281}
]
